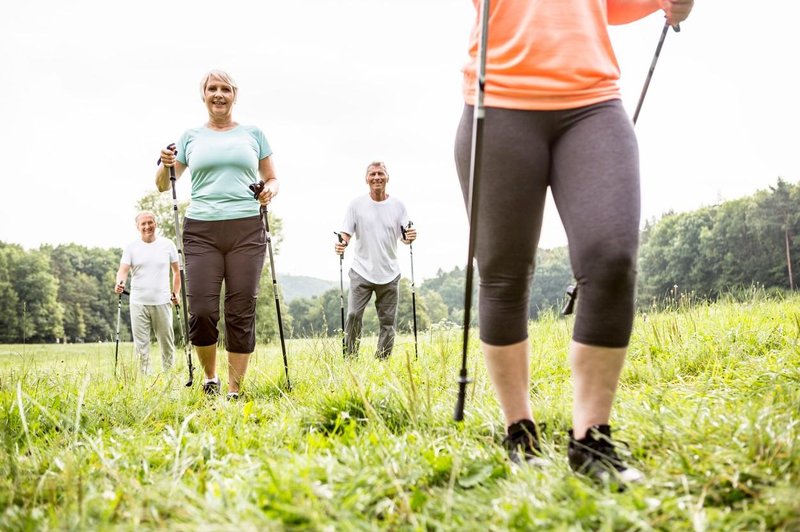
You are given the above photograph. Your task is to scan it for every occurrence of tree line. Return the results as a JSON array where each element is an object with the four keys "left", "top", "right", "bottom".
[{"left": 0, "top": 178, "right": 796, "bottom": 343}]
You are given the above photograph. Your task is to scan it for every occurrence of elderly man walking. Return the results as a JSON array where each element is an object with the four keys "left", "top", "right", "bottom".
[
  {"left": 335, "top": 161, "right": 417, "bottom": 359},
  {"left": 115, "top": 211, "right": 181, "bottom": 374}
]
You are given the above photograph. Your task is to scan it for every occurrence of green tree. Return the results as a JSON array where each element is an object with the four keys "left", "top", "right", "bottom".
[
  {"left": 422, "top": 291, "right": 449, "bottom": 325},
  {"left": 397, "top": 278, "right": 430, "bottom": 334},
  {"left": 0, "top": 244, "right": 22, "bottom": 342},
  {"left": 13, "top": 247, "right": 64, "bottom": 342},
  {"left": 50, "top": 244, "right": 123, "bottom": 342},
  {"left": 755, "top": 178, "right": 800, "bottom": 289}
]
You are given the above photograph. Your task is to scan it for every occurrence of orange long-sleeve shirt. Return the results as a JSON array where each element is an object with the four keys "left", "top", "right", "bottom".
[{"left": 463, "top": 0, "right": 661, "bottom": 110}]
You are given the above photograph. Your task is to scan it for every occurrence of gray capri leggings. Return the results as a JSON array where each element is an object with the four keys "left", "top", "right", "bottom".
[
  {"left": 183, "top": 215, "right": 266, "bottom": 353},
  {"left": 454, "top": 99, "right": 640, "bottom": 348}
]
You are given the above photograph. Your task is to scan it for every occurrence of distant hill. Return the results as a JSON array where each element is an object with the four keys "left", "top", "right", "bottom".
[{"left": 277, "top": 274, "right": 342, "bottom": 302}]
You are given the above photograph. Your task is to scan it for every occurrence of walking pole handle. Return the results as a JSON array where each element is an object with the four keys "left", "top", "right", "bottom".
[
  {"left": 560, "top": 285, "right": 577, "bottom": 316},
  {"left": 400, "top": 220, "right": 413, "bottom": 240},
  {"left": 249, "top": 180, "right": 264, "bottom": 199}
]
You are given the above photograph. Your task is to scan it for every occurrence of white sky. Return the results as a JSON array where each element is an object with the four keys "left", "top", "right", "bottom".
[{"left": 1, "top": 1, "right": 797, "bottom": 283}]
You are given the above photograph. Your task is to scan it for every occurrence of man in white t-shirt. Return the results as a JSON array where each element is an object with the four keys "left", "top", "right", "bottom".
[
  {"left": 335, "top": 161, "right": 417, "bottom": 359},
  {"left": 115, "top": 211, "right": 181, "bottom": 374}
]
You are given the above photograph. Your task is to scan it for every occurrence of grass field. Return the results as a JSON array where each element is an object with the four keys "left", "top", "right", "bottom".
[{"left": 2, "top": 291, "right": 799, "bottom": 530}]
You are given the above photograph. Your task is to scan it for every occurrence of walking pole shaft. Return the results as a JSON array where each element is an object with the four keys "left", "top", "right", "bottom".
[
  {"left": 169, "top": 163, "right": 194, "bottom": 387},
  {"left": 264, "top": 206, "right": 290, "bottom": 389},
  {"left": 115, "top": 293, "right": 122, "bottom": 375},
  {"left": 633, "top": 21, "right": 676, "bottom": 125},
  {"left": 335, "top": 232, "right": 346, "bottom": 357},
  {"left": 250, "top": 181, "right": 290, "bottom": 389},
  {"left": 455, "top": 0, "right": 490, "bottom": 422},
  {"left": 403, "top": 222, "right": 419, "bottom": 360},
  {"left": 114, "top": 288, "right": 129, "bottom": 376}
]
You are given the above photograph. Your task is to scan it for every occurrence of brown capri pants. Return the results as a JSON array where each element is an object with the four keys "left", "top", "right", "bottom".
[{"left": 183, "top": 216, "right": 266, "bottom": 353}]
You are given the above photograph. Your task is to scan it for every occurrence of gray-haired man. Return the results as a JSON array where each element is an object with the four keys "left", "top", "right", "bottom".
[
  {"left": 115, "top": 211, "right": 181, "bottom": 374},
  {"left": 334, "top": 161, "right": 417, "bottom": 358}
]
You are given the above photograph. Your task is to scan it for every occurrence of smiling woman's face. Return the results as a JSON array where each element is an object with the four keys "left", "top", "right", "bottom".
[{"left": 203, "top": 75, "right": 236, "bottom": 119}]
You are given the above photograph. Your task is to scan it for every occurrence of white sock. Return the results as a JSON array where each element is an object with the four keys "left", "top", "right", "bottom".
[{"left": 204, "top": 376, "right": 218, "bottom": 384}]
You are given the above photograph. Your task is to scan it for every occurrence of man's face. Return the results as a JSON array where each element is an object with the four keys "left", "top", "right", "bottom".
[
  {"left": 137, "top": 215, "right": 157, "bottom": 240},
  {"left": 365, "top": 165, "right": 388, "bottom": 194}
]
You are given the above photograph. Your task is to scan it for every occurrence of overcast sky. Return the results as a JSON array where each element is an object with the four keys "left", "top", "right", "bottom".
[{"left": 1, "top": 1, "right": 797, "bottom": 283}]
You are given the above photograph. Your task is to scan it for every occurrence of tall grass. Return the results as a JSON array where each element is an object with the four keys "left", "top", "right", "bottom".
[{"left": 1, "top": 293, "right": 799, "bottom": 530}]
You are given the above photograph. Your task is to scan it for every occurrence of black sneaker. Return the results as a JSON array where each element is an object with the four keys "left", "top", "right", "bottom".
[
  {"left": 503, "top": 419, "right": 547, "bottom": 466},
  {"left": 202, "top": 377, "right": 220, "bottom": 396},
  {"left": 568, "top": 424, "right": 644, "bottom": 486},
  {"left": 226, "top": 392, "right": 240, "bottom": 401}
]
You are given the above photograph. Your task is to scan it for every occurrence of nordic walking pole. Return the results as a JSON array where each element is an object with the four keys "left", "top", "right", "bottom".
[
  {"left": 334, "top": 232, "right": 346, "bottom": 357},
  {"left": 633, "top": 21, "right": 680, "bottom": 126},
  {"left": 562, "top": 20, "right": 680, "bottom": 316},
  {"left": 401, "top": 221, "right": 418, "bottom": 360},
  {"left": 164, "top": 144, "right": 195, "bottom": 387},
  {"left": 454, "top": 0, "right": 490, "bottom": 422},
  {"left": 250, "top": 181, "right": 291, "bottom": 390},
  {"left": 114, "top": 285, "right": 129, "bottom": 376}
]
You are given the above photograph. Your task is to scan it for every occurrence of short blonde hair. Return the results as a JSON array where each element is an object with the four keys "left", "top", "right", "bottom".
[
  {"left": 365, "top": 161, "right": 388, "bottom": 176},
  {"left": 199, "top": 69, "right": 238, "bottom": 102}
]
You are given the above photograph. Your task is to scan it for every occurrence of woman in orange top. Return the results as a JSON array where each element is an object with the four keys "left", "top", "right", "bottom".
[{"left": 454, "top": 0, "right": 694, "bottom": 484}]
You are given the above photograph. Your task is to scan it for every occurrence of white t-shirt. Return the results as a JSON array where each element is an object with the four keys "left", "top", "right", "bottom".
[
  {"left": 120, "top": 237, "right": 179, "bottom": 305},
  {"left": 341, "top": 195, "right": 410, "bottom": 285}
]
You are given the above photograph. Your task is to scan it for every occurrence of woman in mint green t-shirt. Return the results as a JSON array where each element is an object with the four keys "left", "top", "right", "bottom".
[{"left": 156, "top": 69, "right": 278, "bottom": 399}]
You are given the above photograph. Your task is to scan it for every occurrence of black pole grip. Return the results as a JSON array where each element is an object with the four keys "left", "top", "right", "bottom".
[
  {"left": 560, "top": 285, "right": 578, "bottom": 316},
  {"left": 249, "top": 181, "right": 264, "bottom": 199}
]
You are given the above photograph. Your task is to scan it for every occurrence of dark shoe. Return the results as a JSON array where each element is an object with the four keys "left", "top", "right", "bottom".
[
  {"left": 202, "top": 377, "right": 220, "bottom": 396},
  {"left": 568, "top": 425, "right": 644, "bottom": 486},
  {"left": 226, "top": 392, "right": 240, "bottom": 401},
  {"left": 503, "top": 419, "right": 547, "bottom": 466}
]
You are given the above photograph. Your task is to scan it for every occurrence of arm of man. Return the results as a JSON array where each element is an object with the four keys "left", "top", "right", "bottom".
[
  {"left": 335, "top": 232, "right": 351, "bottom": 255},
  {"left": 401, "top": 227, "right": 417, "bottom": 245},
  {"left": 171, "top": 261, "right": 181, "bottom": 304},
  {"left": 115, "top": 263, "right": 130, "bottom": 293},
  {"left": 257, "top": 156, "right": 279, "bottom": 205}
]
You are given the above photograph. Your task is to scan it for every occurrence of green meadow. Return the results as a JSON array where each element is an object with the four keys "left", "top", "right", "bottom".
[{"left": 2, "top": 291, "right": 799, "bottom": 530}]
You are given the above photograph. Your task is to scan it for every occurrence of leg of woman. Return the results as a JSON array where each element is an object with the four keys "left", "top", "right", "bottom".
[
  {"left": 454, "top": 105, "right": 552, "bottom": 429},
  {"left": 549, "top": 100, "right": 640, "bottom": 439},
  {"left": 196, "top": 345, "right": 218, "bottom": 381},
  {"left": 183, "top": 218, "right": 225, "bottom": 382},
  {"left": 482, "top": 339, "right": 532, "bottom": 425},
  {"left": 223, "top": 216, "right": 266, "bottom": 393},
  {"left": 227, "top": 352, "right": 250, "bottom": 394}
]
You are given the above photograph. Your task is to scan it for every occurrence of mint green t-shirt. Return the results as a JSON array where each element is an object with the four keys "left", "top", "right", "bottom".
[{"left": 177, "top": 125, "right": 273, "bottom": 221}]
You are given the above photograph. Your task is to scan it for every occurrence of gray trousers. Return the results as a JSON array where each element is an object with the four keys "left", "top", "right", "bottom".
[
  {"left": 130, "top": 302, "right": 175, "bottom": 374},
  {"left": 345, "top": 270, "right": 400, "bottom": 358}
]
